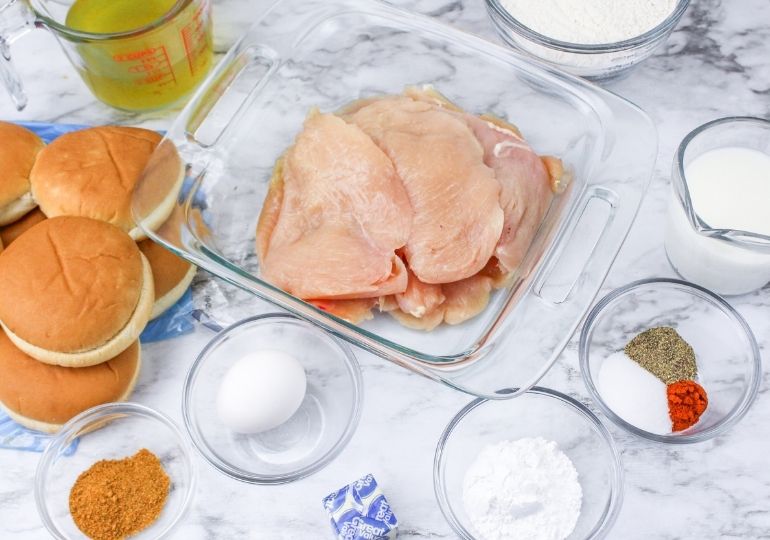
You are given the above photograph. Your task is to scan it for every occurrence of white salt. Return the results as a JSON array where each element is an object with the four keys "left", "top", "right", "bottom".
[{"left": 597, "top": 351, "right": 670, "bottom": 434}]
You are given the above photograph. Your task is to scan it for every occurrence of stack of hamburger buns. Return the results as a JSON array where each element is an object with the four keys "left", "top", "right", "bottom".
[{"left": 0, "top": 122, "right": 194, "bottom": 433}]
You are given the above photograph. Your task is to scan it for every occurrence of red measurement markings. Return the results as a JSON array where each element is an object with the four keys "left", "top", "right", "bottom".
[
  {"left": 113, "top": 45, "right": 176, "bottom": 87},
  {"left": 181, "top": 0, "right": 209, "bottom": 76},
  {"left": 159, "top": 45, "right": 177, "bottom": 84}
]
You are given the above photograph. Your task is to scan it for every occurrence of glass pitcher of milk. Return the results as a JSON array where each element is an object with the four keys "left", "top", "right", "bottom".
[{"left": 665, "top": 117, "right": 770, "bottom": 296}]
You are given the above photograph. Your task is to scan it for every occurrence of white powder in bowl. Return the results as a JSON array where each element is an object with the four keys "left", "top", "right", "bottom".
[
  {"left": 499, "top": 0, "right": 678, "bottom": 44},
  {"left": 462, "top": 437, "right": 582, "bottom": 540},
  {"left": 596, "top": 351, "right": 671, "bottom": 434}
]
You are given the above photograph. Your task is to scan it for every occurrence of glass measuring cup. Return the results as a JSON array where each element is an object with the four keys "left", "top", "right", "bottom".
[
  {"left": 0, "top": 0, "right": 213, "bottom": 111},
  {"left": 665, "top": 117, "right": 770, "bottom": 295}
]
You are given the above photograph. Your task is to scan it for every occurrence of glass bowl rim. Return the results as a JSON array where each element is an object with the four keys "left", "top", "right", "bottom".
[
  {"left": 182, "top": 312, "right": 364, "bottom": 485},
  {"left": 433, "top": 386, "right": 625, "bottom": 540},
  {"left": 674, "top": 116, "right": 770, "bottom": 247},
  {"left": 485, "top": 0, "right": 691, "bottom": 52},
  {"left": 31, "top": 0, "right": 193, "bottom": 42},
  {"left": 579, "top": 277, "right": 762, "bottom": 444},
  {"left": 34, "top": 401, "right": 197, "bottom": 540}
]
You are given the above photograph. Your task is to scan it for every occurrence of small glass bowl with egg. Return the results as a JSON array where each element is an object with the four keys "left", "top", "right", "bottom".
[
  {"left": 434, "top": 387, "right": 624, "bottom": 539},
  {"left": 484, "top": 0, "right": 690, "bottom": 80},
  {"left": 579, "top": 278, "right": 761, "bottom": 444},
  {"left": 182, "top": 313, "right": 363, "bottom": 484}
]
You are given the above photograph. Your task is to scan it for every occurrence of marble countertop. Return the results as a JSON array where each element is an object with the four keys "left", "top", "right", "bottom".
[{"left": 1, "top": 0, "right": 769, "bottom": 538}]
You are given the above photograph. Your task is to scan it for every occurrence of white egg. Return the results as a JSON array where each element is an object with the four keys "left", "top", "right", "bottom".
[{"left": 216, "top": 350, "right": 307, "bottom": 434}]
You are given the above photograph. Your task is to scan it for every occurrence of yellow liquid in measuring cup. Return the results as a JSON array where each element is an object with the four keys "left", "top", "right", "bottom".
[{"left": 66, "top": 0, "right": 213, "bottom": 111}]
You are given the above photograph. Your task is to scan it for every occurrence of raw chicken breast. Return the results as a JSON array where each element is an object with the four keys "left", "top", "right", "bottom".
[
  {"left": 256, "top": 156, "right": 285, "bottom": 260},
  {"left": 465, "top": 114, "right": 554, "bottom": 274},
  {"left": 309, "top": 298, "right": 377, "bottom": 324},
  {"left": 258, "top": 89, "right": 565, "bottom": 332},
  {"left": 377, "top": 295, "right": 399, "bottom": 313},
  {"left": 389, "top": 304, "right": 446, "bottom": 331},
  {"left": 257, "top": 111, "right": 412, "bottom": 299},
  {"left": 386, "top": 273, "right": 494, "bottom": 329},
  {"left": 396, "top": 265, "right": 445, "bottom": 318},
  {"left": 407, "top": 86, "right": 557, "bottom": 275},
  {"left": 346, "top": 97, "right": 503, "bottom": 284},
  {"left": 442, "top": 274, "right": 493, "bottom": 325}
]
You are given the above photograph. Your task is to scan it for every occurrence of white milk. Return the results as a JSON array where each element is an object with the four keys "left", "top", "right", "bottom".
[{"left": 665, "top": 146, "right": 770, "bottom": 295}]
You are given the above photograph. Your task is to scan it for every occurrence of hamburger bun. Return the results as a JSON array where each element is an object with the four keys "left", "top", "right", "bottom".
[
  {"left": 138, "top": 239, "right": 196, "bottom": 319},
  {"left": 131, "top": 138, "right": 186, "bottom": 238},
  {"left": 0, "top": 332, "right": 140, "bottom": 433},
  {"left": 29, "top": 126, "right": 163, "bottom": 240},
  {"left": 0, "top": 216, "right": 154, "bottom": 367},
  {"left": 0, "top": 207, "right": 46, "bottom": 247},
  {"left": 0, "top": 122, "right": 44, "bottom": 225}
]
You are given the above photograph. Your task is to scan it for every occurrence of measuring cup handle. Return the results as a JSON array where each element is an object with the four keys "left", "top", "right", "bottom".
[{"left": 0, "top": 0, "right": 36, "bottom": 110}]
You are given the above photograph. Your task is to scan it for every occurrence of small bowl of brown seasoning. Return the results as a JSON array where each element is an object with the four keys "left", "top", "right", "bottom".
[{"left": 35, "top": 402, "right": 195, "bottom": 539}]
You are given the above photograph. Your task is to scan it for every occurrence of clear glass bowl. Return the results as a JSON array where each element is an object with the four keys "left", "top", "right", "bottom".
[
  {"left": 579, "top": 278, "right": 761, "bottom": 443},
  {"left": 182, "top": 313, "right": 363, "bottom": 484},
  {"left": 434, "top": 387, "right": 623, "bottom": 539},
  {"left": 665, "top": 117, "right": 770, "bottom": 295},
  {"left": 35, "top": 403, "right": 196, "bottom": 540},
  {"left": 133, "top": 0, "right": 657, "bottom": 398},
  {"left": 485, "top": 0, "right": 691, "bottom": 81}
]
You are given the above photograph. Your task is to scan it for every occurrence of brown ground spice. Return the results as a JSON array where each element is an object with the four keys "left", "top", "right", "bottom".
[{"left": 69, "top": 448, "right": 170, "bottom": 540}]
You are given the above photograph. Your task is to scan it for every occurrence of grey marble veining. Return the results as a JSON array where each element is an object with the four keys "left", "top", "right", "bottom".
[{"left": 1, "top": 0, "right": 769, "bottom": 538}]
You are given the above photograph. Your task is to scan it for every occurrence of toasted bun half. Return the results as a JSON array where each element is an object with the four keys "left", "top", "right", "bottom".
[
  {"left": 0, "top": 207, "right": 46, "bottom": 247},
  {"left": 138, "top": 239, "right": 196, "bottom": 319},
  {"left": 29, "top": 126, "right": 161, "bottom": 240},
  {"left": 0, "top": 333, "right": 141, "bottom": 433},
  {"left": 0, "top": 216, "right": 154, "bottom": 366},
  {"left": 0, "top": 122, "right": 44, "bottom": 226}
]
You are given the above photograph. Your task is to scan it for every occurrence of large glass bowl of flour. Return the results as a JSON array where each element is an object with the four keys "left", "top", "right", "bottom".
[
  {"left": 434, "top": 387, "right": 623, "bottom": 539},
  {"left": 485, "top": 0, "right": 691, "bottom": 80}
]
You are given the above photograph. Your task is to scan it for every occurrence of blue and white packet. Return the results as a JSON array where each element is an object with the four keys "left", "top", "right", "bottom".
[
  {"left": 0, "top": 121, "right": 196, "bottom": 452},
  {"left": 323, "top": 474, "right": 398, "bottom": 540}
]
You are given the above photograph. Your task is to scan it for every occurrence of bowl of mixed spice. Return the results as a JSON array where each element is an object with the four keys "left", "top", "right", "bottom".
[
  {"left": 35, "top": 402, "right": 195, "bottom": 540},
  {"left": 579, "top": 278, "right": 761, "bottom": 443}
]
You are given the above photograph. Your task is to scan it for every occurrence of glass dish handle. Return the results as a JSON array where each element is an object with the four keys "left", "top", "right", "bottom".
[
  {"left": 184, "top": 40, "right": 279, "bottom": 148},
  {"left": 534, "top": 187, "right": 620, "bottom": 306},
  {"left": 0, "top": 0, "right": 35, "bottom": 110},
  {"left": 450, "top": 186, "right": 631, "bottom": 400}
]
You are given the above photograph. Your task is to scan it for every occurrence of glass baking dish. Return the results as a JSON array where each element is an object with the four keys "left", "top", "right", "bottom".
[{"left": 133, "top": 0, "right": 656, "bottom": 399}]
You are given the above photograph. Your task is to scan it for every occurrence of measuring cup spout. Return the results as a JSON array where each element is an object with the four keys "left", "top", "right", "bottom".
[{"left": 0, "top": 0, "right": 35, "bottom": 110}]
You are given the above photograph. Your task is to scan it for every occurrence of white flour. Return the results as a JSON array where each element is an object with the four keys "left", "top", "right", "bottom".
[
  {"left": 462, "top": 438, "right": 582, "bottom": 540},
  {"left": 500, "top": 0, "right": 678, "bottom": 44}
]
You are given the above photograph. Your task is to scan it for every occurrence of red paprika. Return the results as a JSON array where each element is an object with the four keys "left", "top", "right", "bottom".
[{"left": 667, "top": 380, "right": 708, "bottom": 432}]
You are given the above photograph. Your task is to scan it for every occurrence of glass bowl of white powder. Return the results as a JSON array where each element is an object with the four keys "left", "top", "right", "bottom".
[
  {"left": 485, "top": 0, "right": 691, "bottom": 80},
  {"left": 579, "top": 278, "right": 761, "bottom": 444},
  {"left": 434, "top": 387, "right": 623, "bottom": 540}
]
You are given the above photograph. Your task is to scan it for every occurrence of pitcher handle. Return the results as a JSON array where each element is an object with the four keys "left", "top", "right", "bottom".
[{"left": 0, "top": 0, "right": 36, "bottom": 110}]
